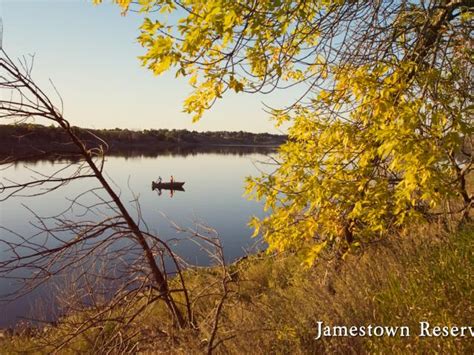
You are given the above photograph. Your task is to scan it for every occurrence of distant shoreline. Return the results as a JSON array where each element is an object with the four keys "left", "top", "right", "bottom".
[{"left": 0, "top": 124, "right": 286, "bottom": 159}]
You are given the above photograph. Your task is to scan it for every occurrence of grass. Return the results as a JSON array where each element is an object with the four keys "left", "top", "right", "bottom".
[{"left": 1, "top": 222, "right": 472, "bottom": 354}]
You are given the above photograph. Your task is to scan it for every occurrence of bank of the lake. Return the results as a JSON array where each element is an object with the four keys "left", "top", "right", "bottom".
[
  {"left": 1, "top": 222, "right": 472, "bottom": 354},
  {"left": 0, "top": 124, "right": 286, "bottom": 158}
]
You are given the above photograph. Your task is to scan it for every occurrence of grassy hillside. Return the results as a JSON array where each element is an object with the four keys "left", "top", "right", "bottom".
[{"left": 1, "top": 222, "right": 472, "bottom": 354}]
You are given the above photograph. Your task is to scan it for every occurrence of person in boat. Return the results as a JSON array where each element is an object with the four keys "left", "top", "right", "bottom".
[
  {"left": 157, "top": 176, "right": 162, "bottom": 184},
  {"left": 170, "top": 175, "right": 174, "bottom": 184}
]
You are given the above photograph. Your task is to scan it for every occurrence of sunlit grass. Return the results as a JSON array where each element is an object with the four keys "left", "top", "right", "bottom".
[{"left": 1, "top": 222, "right": 472, "bottom": 354}]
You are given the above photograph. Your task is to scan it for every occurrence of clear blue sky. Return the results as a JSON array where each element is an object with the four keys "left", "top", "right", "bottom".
[{"left": 1, "top": 0, "right": 294, "bottom": 133}]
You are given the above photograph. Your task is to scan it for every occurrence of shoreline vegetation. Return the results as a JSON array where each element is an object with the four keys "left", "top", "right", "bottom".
[
  {"left": 0, "top": 124, "right": 286, "bottom": 159},
  {"left": 1, "top": 222, "right": 472, "bottom": 353}
]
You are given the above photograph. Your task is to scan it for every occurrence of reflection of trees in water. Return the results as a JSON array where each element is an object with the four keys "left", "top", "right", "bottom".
[
  {"left": 4, "top": 145, "right": 277, "bottom": 165},
  {"left": 115, "top": 145, "right": 277, "bottom": 158}
]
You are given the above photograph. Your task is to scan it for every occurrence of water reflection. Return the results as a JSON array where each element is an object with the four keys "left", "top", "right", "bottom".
[
  {"left": 154, "top": 186, "right": 186, "bottom": 197},
  {"left": 2, "top": 145, "right": 278, "bottom": 166}
]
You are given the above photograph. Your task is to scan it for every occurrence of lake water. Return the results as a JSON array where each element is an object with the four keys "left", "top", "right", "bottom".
[{"left": 0, "top": 150, "right": 270, "bottom": 327}]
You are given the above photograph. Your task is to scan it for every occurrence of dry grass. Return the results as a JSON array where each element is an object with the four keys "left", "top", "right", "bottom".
[{"left": 1, "top": 221, "right": 472, "bottom": 354}]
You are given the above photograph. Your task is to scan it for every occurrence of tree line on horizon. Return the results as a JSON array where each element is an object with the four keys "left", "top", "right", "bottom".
[{"left": 0, "top": 123, "right": 286, "bottom": 154}]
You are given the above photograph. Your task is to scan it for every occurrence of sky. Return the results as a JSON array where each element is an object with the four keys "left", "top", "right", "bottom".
[{"left": 0, "top": 0, "right": 294, "bottom": 133}]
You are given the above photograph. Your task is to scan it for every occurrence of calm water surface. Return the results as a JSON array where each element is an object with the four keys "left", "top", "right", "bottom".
[{"left": 0, "top": 151, "right": 269, "bottom": 327}]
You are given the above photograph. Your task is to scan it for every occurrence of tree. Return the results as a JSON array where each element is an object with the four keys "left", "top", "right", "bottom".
[
  {"left": 0, "top": 49, "right": 193, "bottom": 334},
  {"left": 99, "top": 0, "right": 473, "bottom": 264}
]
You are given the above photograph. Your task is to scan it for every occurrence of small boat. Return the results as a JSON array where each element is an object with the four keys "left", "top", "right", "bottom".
[{"left": 152, "top": 181, "right": 185, "bottom": 190}]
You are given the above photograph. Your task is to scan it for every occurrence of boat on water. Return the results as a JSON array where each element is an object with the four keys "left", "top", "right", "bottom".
[{"left": 152, "top": 181, "right": 185, "bottom": 190}]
